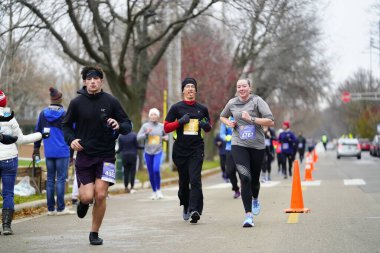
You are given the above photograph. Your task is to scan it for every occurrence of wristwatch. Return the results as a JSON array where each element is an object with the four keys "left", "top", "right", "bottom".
[{"left": 250, "top": 116, "right": 256, "bottom": 123}]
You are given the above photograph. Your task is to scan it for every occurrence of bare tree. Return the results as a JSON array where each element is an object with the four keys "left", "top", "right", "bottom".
[
  {"left": 224, "top": 0, "right": 330, "bottom": 105},
  {"left": 0, "top": 0, "right": 49, "bottom": 120},
  {"left": 14, "top": 0, "right": 220, "bottom": 128}
]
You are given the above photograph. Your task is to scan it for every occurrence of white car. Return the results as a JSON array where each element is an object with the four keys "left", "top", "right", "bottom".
[{"left": 336, "top": 138, "right": 361, "bottom": 159}]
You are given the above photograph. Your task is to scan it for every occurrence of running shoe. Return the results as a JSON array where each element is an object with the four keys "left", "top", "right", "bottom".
[
  {"left": 47, "top": 210, "right": 56, "bottom": 216},
  {"left": 89, "top": 232, "right": 103, "bottom": 245},
  {"left": 233, "top": 190, "right": 241, "bottom": 199},
  {"left": 57, "top": 207, "right": 75, "bottom": 215},
  {"left": 77, "top": 201, "right": 89, "bottom": 218},
  {"left": 156, "top": 190, "right": 164, "bottom": 199},
  {"left": 242, "top": 213, "right": 254, "bottom": 227},
  {"left": 252, "top": 199, "right": 261, "bottom": 215},
  {"left": 151, "top": 192, "right": 157, "bottom": 200},
  {"left": 189, "top": 211, "right": 200, "bottom": 224},
  {"left": 183, "top": 207, "right": 190, "bottom": 221}
]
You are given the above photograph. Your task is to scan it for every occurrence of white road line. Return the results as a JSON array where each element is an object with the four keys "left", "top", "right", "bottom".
[
  {"left": 205, "top": 183, "right": 231, "bottom": 189},
  {"left": 301, "top": 180, "right": 322, "bottom": 186},
  {"left": 261, "top": 181, "right": 281, "bottom": 187},
  {"left": 344, "top": 179, "right": 366, "bottom": 186}
]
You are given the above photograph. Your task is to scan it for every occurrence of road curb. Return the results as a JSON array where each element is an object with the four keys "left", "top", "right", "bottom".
[{"left": 9, "top": 167, "right": 221, "bottom": 213}]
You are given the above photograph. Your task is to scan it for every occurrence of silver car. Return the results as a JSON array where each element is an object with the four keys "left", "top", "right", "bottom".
[{"left": 336, "top": 138, "right": 361, "bottom": 159}]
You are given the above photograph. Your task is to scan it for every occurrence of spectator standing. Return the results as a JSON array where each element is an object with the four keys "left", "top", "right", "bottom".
[
  {"left": 62, "top": 66, "right": 132, "bottom": 245},
  {"left": 118, "top": 131, "right": 139, "bottom": 193},
  {"left": 137, "top": 108, "right": 168, "bottom": 199},
  {"left": 220, "top": 79, "right": 275, "bottom": 227},
  {"left": 278, "top": 121, "right": 297, "bottom": 179},
  {"left": 0, "top": 90, "right": 47, "bottom": 235},
  {"left": 164, "top": 77, "right": 211, "bottom": 224},
  {"left": 34, "top": 87, "right": 74, "bottom": 215}
]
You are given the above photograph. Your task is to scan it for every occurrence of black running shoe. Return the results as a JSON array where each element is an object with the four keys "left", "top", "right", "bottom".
[
  {"left": 77, "top": 202, "right": 89, "bottom": 219},
  {"left": 89, "top": 232, "right": 103, "bottom": 245},
  {"left": 189, "top": 211, "right": 200, "bottom": 224}
]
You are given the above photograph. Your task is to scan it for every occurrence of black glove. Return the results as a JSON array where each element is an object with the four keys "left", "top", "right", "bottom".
[
  {"left": 0, "top": 133, "right": 18, "bottom": 145},
  {"left": 0, "top": 111, "right": 14, "bottom": 122},
  {"left": 42, "top": 132, "right": 50, "bottom": 139},
  {"left": 178, "top": 113, "right": 190, "bottom": 126},
  {"left": 199, "top": 119, "right": 211, "bottom": 131}
]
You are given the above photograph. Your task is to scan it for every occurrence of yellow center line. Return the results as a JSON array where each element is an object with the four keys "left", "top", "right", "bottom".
[
  {"left": 287, "top": 186, "right": 307, "bottom": 223},
  {"left": 287, "top": 213, "right": 299, "bottom": 223}
]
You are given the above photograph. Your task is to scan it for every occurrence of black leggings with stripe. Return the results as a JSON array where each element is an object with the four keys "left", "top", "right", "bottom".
[{"left": 231, "top": 145, "right": 264, "bottom": 213}]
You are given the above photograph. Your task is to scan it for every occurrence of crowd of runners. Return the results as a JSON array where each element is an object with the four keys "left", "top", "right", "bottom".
[{"left": 0, "top": 65, "right": 323, "bottom": 245}]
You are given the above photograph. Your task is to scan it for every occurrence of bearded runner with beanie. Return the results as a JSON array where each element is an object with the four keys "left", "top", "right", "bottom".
[
  {"left": 164, "top": 77, "right": 211, "bottom": 224},
  {"left": 62, "top": 66, "right": 132, "bottom": 245}
]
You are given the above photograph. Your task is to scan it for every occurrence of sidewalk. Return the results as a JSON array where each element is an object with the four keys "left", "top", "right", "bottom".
[{"left": 10, "top": 167, "right": 221, "bottom": 213}]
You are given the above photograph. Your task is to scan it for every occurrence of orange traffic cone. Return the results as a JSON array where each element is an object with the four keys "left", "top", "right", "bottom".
[
  {"left": 304, "top": 164, "right": 313, "bottom": 181},
  {"left": 312, "top": 149, "right": 318, "bottom": 163},
  {"left": 284, "top": 160, "right": 310, "bottom": 213}
]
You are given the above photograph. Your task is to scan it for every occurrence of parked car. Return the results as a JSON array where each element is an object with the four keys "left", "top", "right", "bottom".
[
  {"left": 370, "top": 135, "right": 380, "bottom": 157},
  {"left": 359, "top": 138, "right": 371, "bottom": 151},
  {"left": 336, "top": 138, "right": 361, "bottom": 159}
]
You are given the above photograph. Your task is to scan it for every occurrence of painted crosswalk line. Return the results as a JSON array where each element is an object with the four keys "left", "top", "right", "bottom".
[{"left": 344, "top": 179, "right": 366, "bottom": 186}]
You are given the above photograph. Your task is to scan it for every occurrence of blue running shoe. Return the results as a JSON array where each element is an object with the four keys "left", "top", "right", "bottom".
[
  {"left": 183, "top": 207, "right": 190, "bottom": 221},
  {"left": 242, "top": 213, "right": 254, "bottom": 227},
  {"left": 252, "top": 199, "right": 261, "bottom": 215}
]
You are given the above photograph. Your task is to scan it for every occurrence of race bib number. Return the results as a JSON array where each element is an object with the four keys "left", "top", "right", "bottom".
[
  {"left": 265, "top": 139, "right": 271, "bottom": 146},
  {"left": 148, "top": 135, "right": 160, "bottom": 145},
  {"left": 298, "top": 143, "right": 303, "bottom": 148},
  {"left": 238, "top": 125, "right": 256, "bottom": 140},
  {"left": 101, "top": 162, "right": 116, "bottom": 184},
  {"left": 183, "top": 119, "right": 199, "bottom": 135},
  {"left": 282, "top": 143, "right": 289, "bottom": 150}
]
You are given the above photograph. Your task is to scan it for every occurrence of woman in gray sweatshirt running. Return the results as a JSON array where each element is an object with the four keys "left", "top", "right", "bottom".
[{"left": 137, "top": 108, "right": 168, "bottom": 199}]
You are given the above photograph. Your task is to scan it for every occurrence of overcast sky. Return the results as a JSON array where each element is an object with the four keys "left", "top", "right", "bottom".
[{"left": 321, "top": 0, "right": 379, "bottom": 86}]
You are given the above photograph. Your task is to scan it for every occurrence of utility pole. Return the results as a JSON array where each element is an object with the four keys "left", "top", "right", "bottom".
[{"left": 166, "top": 2, "right": 182, "bottom": 170}]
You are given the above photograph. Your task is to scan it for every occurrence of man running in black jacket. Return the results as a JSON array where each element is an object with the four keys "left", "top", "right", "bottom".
[
  {"left": 164, "top": 77, "right": 211, "bottom": 224},
  {"left": 62, "top": 66, "right": 132, "bottom": 245}
]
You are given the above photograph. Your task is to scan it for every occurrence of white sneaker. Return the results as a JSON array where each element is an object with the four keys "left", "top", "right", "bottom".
[
  {"left": 151, "top": 192, "right": 157, "bottom": 200},
  {"left": 130, "top": 189, "right": 136, "bottom": 194},
  {"left": 47, "top": 210, "right": 56, "bottom": 216},
  {"left": 56, "top": 207, "right": 75, "bottom": 215},
  {"left": 156, "top": 190, "right": 164, "bottom": 199}
]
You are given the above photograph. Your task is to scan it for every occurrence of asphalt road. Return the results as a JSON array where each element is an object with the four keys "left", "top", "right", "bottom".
[{"left": 2, "top": 149, "right": 380, "bottom": 253}]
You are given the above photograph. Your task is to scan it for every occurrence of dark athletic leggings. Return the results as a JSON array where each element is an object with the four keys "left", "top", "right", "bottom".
[{"left": 231, "top": 145, "right": 264, "bottom": 213}]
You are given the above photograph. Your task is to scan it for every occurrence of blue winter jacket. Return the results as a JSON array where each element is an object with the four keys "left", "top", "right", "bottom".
[{"left": 34, "top": 105, "right": 70, "bottom": 158}]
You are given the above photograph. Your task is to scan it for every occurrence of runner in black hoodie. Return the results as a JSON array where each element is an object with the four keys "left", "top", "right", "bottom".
[{"left": 62, "top": 66, "right": 132, "bottom": 245}]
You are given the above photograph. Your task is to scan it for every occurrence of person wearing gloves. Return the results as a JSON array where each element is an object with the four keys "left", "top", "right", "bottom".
[
  {"left": 0, "top": 90, "right": 49, "bottom": 235},
  {"left": 164, "top": 77, "right": 212, "bottom": 224},
  {"left": 33, "top": 87, "right": 74, "bottom": 216},
  {"left": 137, "top": 108, "right": 168, "bottom": 200}
]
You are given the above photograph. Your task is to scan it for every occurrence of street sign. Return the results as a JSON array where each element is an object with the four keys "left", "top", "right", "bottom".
[{"left": 341, "top": 91, "right": 351, "bottom": 103}]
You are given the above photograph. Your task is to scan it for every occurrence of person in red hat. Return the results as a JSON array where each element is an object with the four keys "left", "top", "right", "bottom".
[
  {"left": 278, "top": 121, "right": 297, "bottom": 179},
  {"left": 0, "top": 90, "right": 49, "bottom": 235}
]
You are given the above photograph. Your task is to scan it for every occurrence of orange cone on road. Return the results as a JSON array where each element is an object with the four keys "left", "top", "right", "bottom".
[
  {"left": 312, "top": 149, "right": 318, "bottom": 163},
  {"left": 304, "top": 164, "right": 313, "bottom": 181},
  {"left": 284, "top": 160, "right": 310, "bottom": 213}
]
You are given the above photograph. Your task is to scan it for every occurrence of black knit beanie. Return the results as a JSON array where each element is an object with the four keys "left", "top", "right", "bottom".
[{"left": 181, "top": 77, "right": 197, "bottom": 92}]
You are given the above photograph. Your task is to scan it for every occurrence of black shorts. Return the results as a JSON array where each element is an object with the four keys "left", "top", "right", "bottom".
[{"left": 75, "top": 152, "right": 116, "bottom": 187}]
